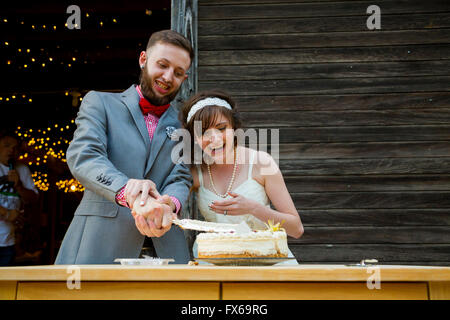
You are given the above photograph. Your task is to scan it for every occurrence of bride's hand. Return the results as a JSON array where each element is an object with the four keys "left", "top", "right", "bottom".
[{"left": 209, "top": 191, "right": 260, "bottom": 216}]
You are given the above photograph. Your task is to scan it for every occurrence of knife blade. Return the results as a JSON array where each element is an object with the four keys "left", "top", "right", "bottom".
[{"left": 173, "top": 219, "right": 252, "bottom": 234}]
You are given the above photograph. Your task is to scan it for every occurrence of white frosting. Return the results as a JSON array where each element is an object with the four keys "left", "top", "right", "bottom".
[{"left": 197, "top": 230, "right": 281, "bottom": 240}]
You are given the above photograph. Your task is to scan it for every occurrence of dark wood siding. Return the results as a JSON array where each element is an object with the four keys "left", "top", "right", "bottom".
[{"left": 196, "top": 0, "right": 450, "bottom": 265}]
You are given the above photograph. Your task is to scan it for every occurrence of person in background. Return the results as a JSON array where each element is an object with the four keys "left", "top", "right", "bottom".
[{"left": 0, "top": 130, "right": 39, "bottom": 266}]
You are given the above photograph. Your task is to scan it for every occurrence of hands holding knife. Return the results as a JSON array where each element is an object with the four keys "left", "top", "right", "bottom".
[{"left": 123, "top": 179, "right": 177, "bottom": 238}]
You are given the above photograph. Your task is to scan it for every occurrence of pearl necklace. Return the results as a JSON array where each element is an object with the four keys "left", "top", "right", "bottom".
[{"left": 207, "top": 148, "right": 238, "bottom": 198}]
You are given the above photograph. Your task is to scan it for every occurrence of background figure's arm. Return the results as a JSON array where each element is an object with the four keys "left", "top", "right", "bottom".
[{"left": 16, "top": 165, "right": 39, "bottom": 204}]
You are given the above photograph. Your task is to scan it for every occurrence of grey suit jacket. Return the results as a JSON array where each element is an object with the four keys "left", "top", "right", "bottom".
[{"left": 55, "top": 85, "right": 192, "bottom": 264}]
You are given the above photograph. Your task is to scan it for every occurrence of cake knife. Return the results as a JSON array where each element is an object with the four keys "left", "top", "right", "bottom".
[{"left": 172, "top": 219, "right": 252, "bottom": 234}]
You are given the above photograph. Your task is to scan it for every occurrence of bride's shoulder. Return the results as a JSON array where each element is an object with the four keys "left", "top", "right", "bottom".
[
  {"left": 251, "top": 148, "right": 276, "bottom": 167},
  {"left": 243, "top": 147, "right": 279, "bottom": 177}
]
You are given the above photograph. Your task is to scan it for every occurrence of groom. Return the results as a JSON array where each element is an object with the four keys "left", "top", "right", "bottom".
[{"left": 55, "top": 30, "right": 194, "bottom": 264}]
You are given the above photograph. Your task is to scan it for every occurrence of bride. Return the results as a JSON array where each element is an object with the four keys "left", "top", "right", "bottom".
[{"left": 179, "top": 90, "right": 304, "bottom": 263}]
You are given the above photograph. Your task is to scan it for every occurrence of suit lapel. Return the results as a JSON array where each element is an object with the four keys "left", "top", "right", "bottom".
[
  {"left": 121, "top": 85, "right": 151, "bottom": 151},
  {"left": 144, "top": 105, "right": 178, "bottom": 176}
]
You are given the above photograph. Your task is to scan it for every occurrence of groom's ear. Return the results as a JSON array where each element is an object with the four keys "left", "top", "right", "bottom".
[{"left": 138, "top": 51, "right": 147, "bottom": 68}]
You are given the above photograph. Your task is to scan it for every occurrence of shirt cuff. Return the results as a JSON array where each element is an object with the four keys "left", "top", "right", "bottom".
[
  {"left": 116, "top": 185, "right": 180, "bottom": 214},
  {"left": 169, "top": 196, "right": 181, "bottom": 215},
  {"left": 115, "top": 185, "right": 129, "bottom": 208}
]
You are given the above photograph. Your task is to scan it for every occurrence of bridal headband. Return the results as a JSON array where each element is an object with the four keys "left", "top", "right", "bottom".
[{"left": 186, "top": 97, "right": 232, "bottom": 123}]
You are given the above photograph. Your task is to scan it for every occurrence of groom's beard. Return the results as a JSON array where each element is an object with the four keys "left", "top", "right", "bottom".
[{"left": 139, "top": 67, "right": 181, "bottom": 106}]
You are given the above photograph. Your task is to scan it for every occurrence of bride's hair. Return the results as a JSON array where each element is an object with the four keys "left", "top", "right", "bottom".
[{"left": 179, "top": 89, "right": 242, "bottom": 165}]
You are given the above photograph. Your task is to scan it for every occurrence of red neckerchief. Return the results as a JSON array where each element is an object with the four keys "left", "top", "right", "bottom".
[{"left": 136, "top": 85, "right": 170, "bottom": 117}]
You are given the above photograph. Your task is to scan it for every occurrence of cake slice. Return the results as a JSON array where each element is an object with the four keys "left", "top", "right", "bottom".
[{"left": 196, "top": 230, "right": 288, "bottom": 258}]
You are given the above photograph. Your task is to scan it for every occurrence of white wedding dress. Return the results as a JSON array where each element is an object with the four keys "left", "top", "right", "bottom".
[{"left": 193, "top": 149, "right": 298, "bottom": 265}]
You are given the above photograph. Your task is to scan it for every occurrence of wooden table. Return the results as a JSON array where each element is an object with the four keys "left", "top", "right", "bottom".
[{"left": 0, "top": 264, "right": 449, "bottom": 300}]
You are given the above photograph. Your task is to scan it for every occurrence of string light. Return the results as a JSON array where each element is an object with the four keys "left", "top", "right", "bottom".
[
  {"left": 0, "top": 94, "right": 33, "bottom": 103},
  {"left": 2, "top": 12, "right": 152, "bottom": 71},
  {"left": 56, "top": 178, "right": 84, "bottom": 193},
  {"left": 31, "top": 172, "right": 49, "bottom": 192},
  {"left": 16, "top": 118, "right": 81, "bottom": 192}
]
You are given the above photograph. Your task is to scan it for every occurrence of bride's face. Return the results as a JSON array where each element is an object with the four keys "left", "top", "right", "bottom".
[{"left": 196, "top": 113, "right": 235, "bottom": 164}]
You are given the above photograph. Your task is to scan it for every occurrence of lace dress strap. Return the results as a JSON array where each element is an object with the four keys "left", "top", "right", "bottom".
[
  {"left": 247, "top": 149, "right": 256, "bottom": 180},
  {"left": 196, "top": 165, "right": 204, "bottom": 187}
]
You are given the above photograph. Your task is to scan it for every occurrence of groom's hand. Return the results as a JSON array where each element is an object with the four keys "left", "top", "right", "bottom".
[
  {"left": 132, "top": 196, "right": 176, "bottom": 237},
  {"left": 124, "top": 179, "right": 160, "bottom": 209}
]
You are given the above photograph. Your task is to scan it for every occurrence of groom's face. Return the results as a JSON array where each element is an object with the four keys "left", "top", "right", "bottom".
[{"left": 139, "top": 42, "right": 190, "bottom": 106}]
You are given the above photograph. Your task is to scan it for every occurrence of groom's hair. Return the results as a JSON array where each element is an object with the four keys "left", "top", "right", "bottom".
[{"left": 146, "top": 29, "right": 194, "bottom": 65}]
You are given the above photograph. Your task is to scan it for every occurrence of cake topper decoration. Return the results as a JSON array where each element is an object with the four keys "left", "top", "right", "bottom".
[{"left": 265, "top": 219, "right": 285, "bottom": 232}]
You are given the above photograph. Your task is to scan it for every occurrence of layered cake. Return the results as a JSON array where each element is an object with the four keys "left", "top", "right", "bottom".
[{"left": 196, "top": 230, "right": 288, "bottom": 258}]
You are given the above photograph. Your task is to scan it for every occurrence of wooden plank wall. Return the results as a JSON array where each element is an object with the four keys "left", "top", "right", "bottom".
[{"left": 196, "top": 0, "right": 450, "bottom": 265}]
